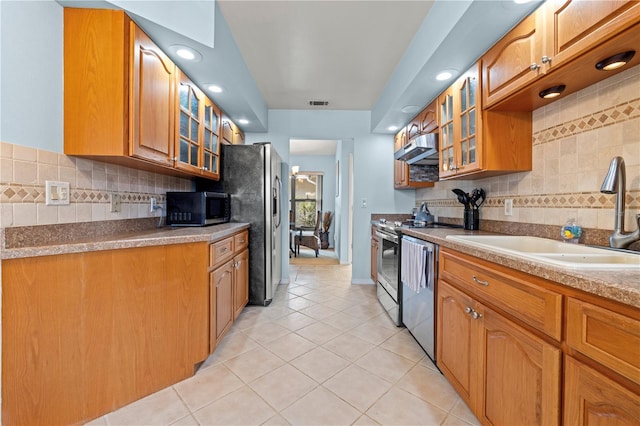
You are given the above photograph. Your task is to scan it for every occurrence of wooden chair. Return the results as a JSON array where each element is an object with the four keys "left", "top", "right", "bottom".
[{"left": 294, "top": 211, "right": 321, "bottom": 257}]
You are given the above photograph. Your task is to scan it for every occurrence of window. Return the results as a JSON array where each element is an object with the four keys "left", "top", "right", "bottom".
[{"left": 290, "top": 172, "right": 323, "bottom": 228}]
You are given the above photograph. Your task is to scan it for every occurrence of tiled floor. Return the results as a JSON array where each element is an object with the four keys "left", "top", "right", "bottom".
[{"left": 87, "top": 264, "right": 480, "bottom": 426}]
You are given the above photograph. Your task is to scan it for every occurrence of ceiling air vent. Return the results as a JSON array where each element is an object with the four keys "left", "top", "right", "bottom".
[{"left": 309, "top": 100, "right": 329, "bottom": 106}]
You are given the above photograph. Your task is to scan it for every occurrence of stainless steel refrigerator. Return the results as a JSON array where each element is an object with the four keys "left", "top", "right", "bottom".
[{"left": 197, "top": 142, "right": 283, "bottom": 305}]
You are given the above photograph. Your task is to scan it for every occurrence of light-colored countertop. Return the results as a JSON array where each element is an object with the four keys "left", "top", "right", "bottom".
[
  {"left": 1, "top": 222, "right": 250, "bottom": 260},
  {"left": 396, "top": 226, "right": 640, "bottom": 310}
]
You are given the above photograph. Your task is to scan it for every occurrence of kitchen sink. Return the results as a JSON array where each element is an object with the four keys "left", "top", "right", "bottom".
[{"left": 446, "top": 235, "right": 640, "bottom": 269}]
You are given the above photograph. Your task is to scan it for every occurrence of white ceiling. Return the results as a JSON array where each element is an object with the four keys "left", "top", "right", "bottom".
[{"left": 217, "top": 1, "right": 433, "bottom": 110}]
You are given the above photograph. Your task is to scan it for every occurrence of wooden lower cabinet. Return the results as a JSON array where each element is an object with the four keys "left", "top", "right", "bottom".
[
  {"left": 564, "top": 356, "right": 640, "bottom": 425},
  {"left": 438, "top": 276, "right": 561, "bottom": 425},
  {"left": 209, "top": 230, "right": 249, "bottom": 351},
  {"left": 233, "top": 249, "right": 249, "bottom": 319},
  {"left": 212, "top": 260, "right": 234, "bottom": 346},
  {"left": 1, "top": 243, "right": 209, "bottom": 426}
]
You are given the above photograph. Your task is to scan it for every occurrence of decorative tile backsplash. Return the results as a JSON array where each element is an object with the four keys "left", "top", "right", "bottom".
[
  {"left": 0, "top": 143, "right": 191, "bottom": 227},
  {"left": 417, "top": 64, "right": 640, "bottom": 235}
]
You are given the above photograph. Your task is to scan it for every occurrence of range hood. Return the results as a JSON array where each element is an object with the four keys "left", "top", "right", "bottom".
[{"left": 394, "top": 133, "right": 439, "bottom": 165}]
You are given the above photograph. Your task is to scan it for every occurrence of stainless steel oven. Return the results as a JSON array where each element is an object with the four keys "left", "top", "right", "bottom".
[{"left": 375, "top": 225, "right": 401, "bottom": 326}]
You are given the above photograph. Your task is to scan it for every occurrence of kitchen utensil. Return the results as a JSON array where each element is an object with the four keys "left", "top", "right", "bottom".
[
  {"left": 452, "top": 189, "right": 471, "bottom": 209},
  {"left": 474, "top": 188, "right": 486, "bottom": 210}
]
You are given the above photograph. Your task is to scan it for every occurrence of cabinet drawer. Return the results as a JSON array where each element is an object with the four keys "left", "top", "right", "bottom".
[
  {"left": 210, "top": 237, "right": 234, "bottom": 268},
  {"left": 234, "top": 231, "right": 249, "bottom": 253},
  {"left": 566, "top": 297, "right": 640, "bottom": 386},
  {"left": 440, "top": 248, "right": 563, "bottom": 340}
]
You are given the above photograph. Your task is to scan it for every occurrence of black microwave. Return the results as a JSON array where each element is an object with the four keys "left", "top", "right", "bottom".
[{"left": 166, "top": 192, "right": 231, "bottom": 226}]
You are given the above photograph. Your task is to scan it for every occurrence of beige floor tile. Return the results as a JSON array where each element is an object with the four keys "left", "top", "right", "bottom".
[
  {"left": 193, "top": 385, "right": 276, "bottom": 425},
  {"left": 280, "top": 387, "right": 361, "bottom": 426},
  {"left": 84, "top": 415, "right": 108, "bottom": 425},
  {"left": 348, "top": 321, "right": 400, "bottom": 345},
  {"left": 323, "top": 364, "right": 393, "bottom": 412},
  {"left": 441, "top": 413, "right": 478, "bottom": 426},
  {"left": 257, "top": 305, "right": 297, "bottom": 321},
  {"left": 356, "top": 347, "right": 417, "bottom": 383},
  {"left": 295, "top": 321, "right": 343, "bottom": 345},
  {"left": 290, "top": 346, "right": 350, "bottom": 382},
  {"left": 396, "top": 364, "right": 460, "bottom": 412},
  {"left": 204, "top": 330, "right": 259, "bottom": 364},
  {"left": 366, "top": 387, "right": 448, "bottom": 426},
  {"left": 319, "top": 296, "right": 358, "bottom": 312},
  {"left": 106, "top": 388, "right": 189, "bottom": 425},
  {"left": 321, "top": 311, "right": 366, "bottom": 331},
  {"left": 274, "top": 311, "right": 318, "bottom": 331},
  {"left": 380, "top": 330, "right": 429, "bottom": 362},
  {"left": 352, "top": 414, "right": 382, "bottom": 425},
  {"left": 173, "top": 364, "right": 244, "bottom": 411},
  {"left": 322, "top": 332, "right": 376, "bottom": 362},
  {"left": 449, "top": 397, "right": 481, "bottom": 426},
  {"left": 232, "top": 311, "right": 264, "bottom": 329},
  {"left": 288, "top": 285, "right": 315, "bottom": 296},
  {"left": 249, "top": 364, "right": 318, "bottom": 411},
  {"left": 224, "top": 347, "right": 285, "bottom": 383},
  {"left": 419, "top": 354, "right": 440, "bottom": 371},
  {"left": 262, "top": 414, "right": 292, "bottom": 425},
  {"left": 298, "top": 303, "right": 339, "bottom": 320},
  {"left": 260, "top": 332, "right": 317, "bottom": 361},
  {"left": 169, "top": 414, "right": 199, "bottom": 426},
  {"left": 303, "top": 290, "right": 339, "bottom": 303},
  {"left": 242, "top": 321, "right": 292, "bottom": 344},
  {"left": 284, "top": 296, "right": 317, "bottom": 311}
]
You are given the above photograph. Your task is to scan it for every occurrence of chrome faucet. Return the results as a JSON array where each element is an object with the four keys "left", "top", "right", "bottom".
[{"left": 600, "top": 156, "right": 640, "bottom": 248}]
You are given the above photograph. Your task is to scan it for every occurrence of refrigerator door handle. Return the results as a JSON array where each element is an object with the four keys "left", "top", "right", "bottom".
[{"left": 273, "top": 176, "right": 282, "bottom": 228}]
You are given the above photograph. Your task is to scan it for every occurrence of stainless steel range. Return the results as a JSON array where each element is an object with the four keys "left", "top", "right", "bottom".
[{"left": 373, "top": 219, "right": 462, "bottom": 329}]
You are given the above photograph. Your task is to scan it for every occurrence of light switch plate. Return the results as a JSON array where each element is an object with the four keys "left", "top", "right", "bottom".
[{"left": 45, "top": 181, "right": 70, "bottom": 206}]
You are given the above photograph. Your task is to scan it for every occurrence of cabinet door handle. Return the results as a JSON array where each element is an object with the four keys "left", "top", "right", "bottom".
[
  {"left": 541, "top": 55, "right": 552, "bottom": 65},
  {"left": 220, "top": 247, "right": 228, "bottom": 253},
  {"left": 472, "top": 275, "right": 489, "bottom": 286},
  {"left": 530, "top": 62, "right": 541, "bottom": 71},
  {"left": 465, "top": 307, "right": 473, "bottom": 314},
  {"left": 471, "top": 311, "right": 483, "bottom": 320},
  {"left": 239, "top": 239, "right": 245, "bottom": 243}
]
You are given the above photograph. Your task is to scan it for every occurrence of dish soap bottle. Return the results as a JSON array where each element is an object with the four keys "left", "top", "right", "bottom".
[{"left": 561, "top": 218, "right": 582, "bottom": 243}]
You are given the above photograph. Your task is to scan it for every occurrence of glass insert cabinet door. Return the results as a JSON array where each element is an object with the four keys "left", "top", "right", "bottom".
[
  {"left": 202, "top": 98, "right": 220, "bottom": 176},
  {"left": 178, "top": 80, "right": 201, "bottom": 168},
  {"left": 439, "top": 87, "right": 455, "bottom": 175},
  {"left": 458, "top": 72, "right": 477, "bottom": 169}
]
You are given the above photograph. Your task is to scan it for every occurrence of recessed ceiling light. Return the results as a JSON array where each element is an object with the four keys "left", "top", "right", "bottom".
[
  {"left": 238, "top": 119, "right": 249, "bottom": 125},
  {"left": 207, "top": 85, "right": 223, "bottom": 93},
  {"left": 388, "top": 126, "right": 398, "bottom": 132},
  {"left": 168, "top": 45, "right": 202, "bottom": 62},
  {"left": 435, "top": 70, "right": 456, "bottom": 81},
  {"left": 401, "top": 105, "right": 420, "bottom": 114}
]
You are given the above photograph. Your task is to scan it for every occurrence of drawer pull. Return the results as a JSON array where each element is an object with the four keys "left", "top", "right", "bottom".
[
  {"left": 471, "top": 311, "right": 482, "bottom": 320},
  {"left": 472, "top": 275, "right": 489, "bottom": 286},
  {"left": 465, "top": 307, "right": 473, "bottom": 314},
  {"left": 220, "top": 247, "right": 228, "bottom": 253},
  {"left": 239, "top": 239, "right": 245, "bottom": 243}
]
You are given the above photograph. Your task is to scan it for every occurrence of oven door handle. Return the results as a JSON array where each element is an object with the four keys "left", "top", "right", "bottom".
[{"left": 375, "top": 231, "right": 398, "bottom": 244}]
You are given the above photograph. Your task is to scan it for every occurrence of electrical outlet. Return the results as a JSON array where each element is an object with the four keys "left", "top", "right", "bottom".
[
  {"left": 504, "top": 199, "right": 513, "bottom": 216},
  {"left": 361, "top": 198, "right": 368, "bottom": 208},
  {"left": 150, "top": 197, "right": 157, "bottom": 213},
  {"left": 45, "top": 181, "right": 70, "bottom": 206},
  {"left": 110, "top": 193, "right": 121, "bottom": 213}
]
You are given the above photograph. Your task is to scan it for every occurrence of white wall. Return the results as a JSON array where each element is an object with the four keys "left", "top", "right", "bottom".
[
  {"left": 0, "top": 0, "right": 63, "bottom": 151},
  {"left": 288, "top": 154, "right": 336, "bottom": 247},
  {"left": 246, "top": 109, "right": 415, "bottom": 283}
]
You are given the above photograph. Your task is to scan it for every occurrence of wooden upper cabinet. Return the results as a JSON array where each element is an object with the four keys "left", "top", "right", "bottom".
[
  {"left": 233, "top": 125, "right": 245, "bottom": 145},
  {"left": 406, "top": 117, "right": 421, "bottom": 141},
  {"left": 420, "top": 100, "right": 438, "bottom": 134},
  {"left": 482, "top": 0, "right": 640, "bottom": 109},
  {"left": 202, "top": 97, "right": 221, "bottom": 179},
  {"left": 64, "top": 9, "right": 176, "bottom": 167},
  {"left": 543, "top": 0, "right": 640, "bottom": 68},
  {"left": 174, "top": 71, "right": 221, "bottom": 179},
  {"left": 175, "top": 70, "right": 203, "bottom": 175},
  {"left": 129, "top": 24, "right": 176, "bottom": 165},
  {"left": 482, "top": 12, "right": 545, "bottom": 108},
  {"left": 221, "top": 114, "right": 234, "bottom": 145},
  {"left": 439, "top": 62, "right": 532, "bottom": 180}
]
